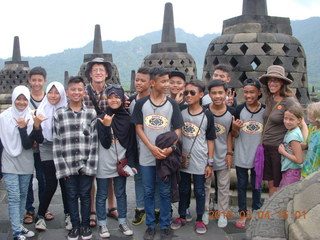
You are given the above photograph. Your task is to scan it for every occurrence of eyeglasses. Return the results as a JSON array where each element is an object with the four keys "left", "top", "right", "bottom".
[
  {"left": 268, "top": 79, "right": 281, "bottom": 83},
  {"left": 183, "top": 90, "right": 197, "bottom": 96},
  {"left": 91, "top": 68, "right": 106, "bottom": 73}
]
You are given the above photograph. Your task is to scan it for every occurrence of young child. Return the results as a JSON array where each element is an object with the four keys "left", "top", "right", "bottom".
[
  {"left": 0, "top": 85, "right": 43, "bottom": 240},
  {"left": 203, "top": 79, "right": 235, "bottom": 228},
  {"left": 232, "top": 78, "right": 264, "bottom": 229},
  {"left": 34, "top": 82, "right": 71, "bottom": 231},
  {"left": 301, "top": 102, "right": 320, "bottom": 177},
  {"left": 132, "top": 67, "right": 184, "bottom": 240},
  {"left": 278, "top": 104, "right": 304, "bottom": 188},
  {"left": 170, "top": 80, "right": 216, "bottom": 234},
  {"left": 53, "top": 76, "right": 98, "bottom": 240},
  {"left": 96, "top": 85, "right": 137, "bottom": 238}
]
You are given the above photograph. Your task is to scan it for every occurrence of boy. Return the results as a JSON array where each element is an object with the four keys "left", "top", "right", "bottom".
[
  {"left": 24, "top": 67, "right": 48, "bottom": 224},
  {"left": 232, "top": 78, "right": 264, "bottom": 228},
  {"left": 170, "top": 80, "right": 216, "bottom": 234},
  {"left": 53, "top": 76, "right": 98, "bottom": 240},
  {"left": 132, "top": 67, "right": 184, "bottom": 240},
  {"left": 168, "top": 70, "right": 186, "bottom": 108},
  {"left": 203, "top": 79, "right": 235, "bottom": 228}
]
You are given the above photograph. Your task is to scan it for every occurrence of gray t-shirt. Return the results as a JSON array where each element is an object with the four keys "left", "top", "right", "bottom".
[
  {"left": 131, "top": 96, "right": 184, "bottom": 166},
  {"left": 2, "top": 148, "right": 34, "bottom": 174},
  {"left": 180, "top": 107, "right": 216, "bottom": 175},
  {"left": 234, "top": 103, "right": 265, "bottom": 169},
  {"left": 206, "top": 105, "right": 235, "bottom": 171},
  {"left": 39, "top": 140, "right": 53, "bottom": 161},
  {"left": 29, "top": 96, "right": 44, "bottom": 153}
]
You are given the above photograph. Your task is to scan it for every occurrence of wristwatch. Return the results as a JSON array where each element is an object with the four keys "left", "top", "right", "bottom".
[{"left": 171, "top": 144, "right": 177, "bottom": 152}]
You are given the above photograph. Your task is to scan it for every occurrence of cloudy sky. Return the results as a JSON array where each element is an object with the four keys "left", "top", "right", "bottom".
[{"left": 0, "top": 0, "right": 319, "bottom": 59}]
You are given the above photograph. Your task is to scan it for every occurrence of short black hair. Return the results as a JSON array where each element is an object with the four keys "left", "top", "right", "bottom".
[
  {"left": 214, "top": 64, "right": 231, "bottom": 74},
  {"left": 137, "top": 67, "right": 151, "bottom": 75},
  {"left": 186, "top": 80, "right": 205, "bottom": 93},
  {"left": 29, "top": 66, "right": 47, "bottom": 79},
  {"left": 67, "top": 76, "right": 86, "bottom": 87},
  {"left": 149, "top": 67, "right": 169, "bottom": 81},
  {"left": 207, "top": 79, "right": 228, "bottom": 92}
]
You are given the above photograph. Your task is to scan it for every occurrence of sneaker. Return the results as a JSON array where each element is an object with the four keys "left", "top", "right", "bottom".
[
  {"left": 119, "top": 223, "right": 133, "bottom": 236},
  {"left": 218, "top": 214, "right": 228, "bottom": 228},
  {"left": 160, "top": 228, "right": 171, "bottom": 240},
  {"left": 170, "top": 217, "right": 186, "bottom": 230},
  {"left": 132, "top": 208, "right": 146, "bottom": 225},
  {"left": 80, "top": 226, "right": 92, "bottom": 240},
  {"left": 68, "top": 228, "right": 80, "bottom": 240},
  {"left": 65, "top": 214, "right": 73, "bottom": 231},
  {"left": 99, "top": 225, "right": 110, "bottom": 238},
  {"left": 202, "top": 211, "right": 209, "bottom": 225},
  {"left": 155, "top": 210, "right": 160, "bottom": 225},
  {"left": 143, "top": 227, "right": 155, "bottom": 240},
  {"left": 195, "top": 221, "right": 207, "bottom": 234},
  {"left": 14, "top": 235, "right": 26, "bottom": 240},
  {"left": 185, "top": 208, "right": 193, "bottom": 222},
  {"left": 20, "top": 225, "right": 35, "bottom": 237},
  {"left": 35, "top": 217, "right": 47, "bottom": 231}
]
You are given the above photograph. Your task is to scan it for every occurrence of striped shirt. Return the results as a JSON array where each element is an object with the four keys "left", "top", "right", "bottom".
[{"left": 53, "top": 104, "right": 98, "bottom": 179}]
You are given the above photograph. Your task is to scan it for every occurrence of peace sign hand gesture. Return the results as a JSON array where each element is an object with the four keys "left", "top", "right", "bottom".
[{"left": 98, "top": 114, "right": 115, "bottom": 127}]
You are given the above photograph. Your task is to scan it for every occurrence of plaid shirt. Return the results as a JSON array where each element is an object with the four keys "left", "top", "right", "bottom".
[
  {"left": 53, "top": 104, "right": 98, "bottom": 179},
  {"left": 83, "top": 84, "right": 108, "bottom": 113}
]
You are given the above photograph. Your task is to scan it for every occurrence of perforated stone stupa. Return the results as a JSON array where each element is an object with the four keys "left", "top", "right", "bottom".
[
  {"left": 78, "top": 24, "right": 120, "bottom": 85},
  {"left": 202, "top": 0, "right": 309, "bottom": 104},
  {"left": 142, "top": 2, "right": 197, "bottom": 81}
]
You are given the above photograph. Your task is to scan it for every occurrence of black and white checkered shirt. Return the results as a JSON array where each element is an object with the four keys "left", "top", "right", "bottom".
[{"left": 53, "top": 104, "right": 98, "bottom": 179}]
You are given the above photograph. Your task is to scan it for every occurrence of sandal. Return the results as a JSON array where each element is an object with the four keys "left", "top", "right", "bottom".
[
  {"left": 45, "top": 211, "right": 55, "bottom": 221},
  {"left": 107, "top": 208, "right": 118, "bottom": 220},
  {"left": 89, "top": 211, "right": 97, "bottom": 227},
  {"left": 23, "top": 211, "right": 34, "bottom": 224},
  {"left": 235, "top": 217, "right": 246, "bottom": 229}
]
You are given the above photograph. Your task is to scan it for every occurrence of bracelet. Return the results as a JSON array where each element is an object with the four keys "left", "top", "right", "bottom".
[
  {"left": 207, "top": 158, "right": 214, "bottom": 163},
  {"left": 226, "top": 152, "right": 234, "bottom": 156}
]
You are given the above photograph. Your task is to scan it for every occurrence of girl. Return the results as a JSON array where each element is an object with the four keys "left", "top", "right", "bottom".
[
  {"left": 0, "top": 86, "right": 43, "bottom": 240},
  {"left": 278, "top": 104, "right": 304, "bottom": 188},
  {"left": 96, "top": 85, "right": 137, "bottom": 238},
  {"left": 34, "top": 82, "right": 71, "bottom": 231},
  {"left": 301, "top": 102, "right": 320, "bottom": 177}
]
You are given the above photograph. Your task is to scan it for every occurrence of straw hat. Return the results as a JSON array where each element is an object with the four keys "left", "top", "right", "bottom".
[{"left": 259, "top": 65, "right": 292, "bottom": 85}]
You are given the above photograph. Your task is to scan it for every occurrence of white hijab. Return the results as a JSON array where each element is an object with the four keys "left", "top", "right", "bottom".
[
  {"left": 0, "top": 85, "right": 33, "bottom": 157},
  {"left": 37, "top": 82, "right": 67, "bottom": 141}
]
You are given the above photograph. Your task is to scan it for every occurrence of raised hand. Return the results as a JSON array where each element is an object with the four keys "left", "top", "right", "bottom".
[
  {"left": 14, "top": 118, "right": 30, "bottom": 128},
  {"left": 33, "top": 114, "right": 48, "bottom": 130},
  {"left": 98, "top": 114, "right": 115, "bottom": 127},
  {"left": 175, "top": 89, "right": 184, "bottom": 104},
  {"left": 226, "top": 90, "right": 235, "bottom": 107},
  {"left": 232, "top": 116, "right": 243, "bottom": 131}
]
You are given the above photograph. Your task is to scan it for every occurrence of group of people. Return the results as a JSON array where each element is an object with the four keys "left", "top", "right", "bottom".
[{"left": 0, "top": 58, "right": 319, "bottom": 240}]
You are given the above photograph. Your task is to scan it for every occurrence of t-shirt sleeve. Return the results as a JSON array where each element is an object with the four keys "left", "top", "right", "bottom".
[
  {"left": 287, "top": 129, "right": 303, "bottom": 143},
  {"left": 205, "top": 110, "right": 216, "bottom": 140},
  {"left": 235, "top": 103, "right": 245, "bottom": 120},
  {"left": 168, "top": 98, "right": 184, "bottom": 130},
  {"left": 227, "top": 106, "right": 236, "bottom": 132},
  {"left": 131, "top": 98, "right": 145, "bottom": 125}
]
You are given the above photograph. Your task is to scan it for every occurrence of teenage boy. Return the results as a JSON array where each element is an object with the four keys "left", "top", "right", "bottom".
[
  {"left": 53, "top": 76, "right": 98, "bottom": 240},
  {"left": 132, "top": 67, "right": 184, "bottom": 240},
  {"left": 232, "top": 78, "right": 264, "bottom": 228},
  {"left": 170, "top": 80, "right": 216, "bottom": 234},
  {"left": 84, "top": 57, "right": 118, "bottom": 226},
  {"left": 203, "top": 79, "right": 235, "bottom": 228},
  {"left": 169, "top": 70, "right": 186, "bottom": 108},
  {"left": 23, "top": 67, "right": 48, "bottom": 224}
]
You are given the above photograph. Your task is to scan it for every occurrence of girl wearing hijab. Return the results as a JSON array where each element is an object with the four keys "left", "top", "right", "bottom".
[
  {"left": 0, "top": 85, "right": 44, "bottom": 240},
  {"left": 96, "top": 85, "right": 137, "bottom": 238},
  {"left": 33, "top": 82, "right": 71, "bottom": 231}
]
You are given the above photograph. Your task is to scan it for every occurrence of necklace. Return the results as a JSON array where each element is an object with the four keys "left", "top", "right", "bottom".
[
  {"left": 248, "top": 102, "right": 261, "bottom": 118},
  {"left": 150, "top": 95, "right": 167, "bottom": 114}
]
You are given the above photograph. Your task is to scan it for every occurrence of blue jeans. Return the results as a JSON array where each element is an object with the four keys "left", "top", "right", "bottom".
[
  {"left": 3, "top": 173, "right": 32, "bottom": 237},
  {"left": 64, "top": 175, "right": 93, "bottom": 228},
  {"left": 25, "top": 152, "right": 46, "bottom": 212},
  {"left": 133, "top": 162, "right": 161, "bottom": 209},
  {"left": 178, "top": 172, "right": 205, "bottom": 219},
  {"left": 96, "top": 176, "right": 127, "bottom": 225},
  {"left": 236, "top": 166, "right": 262, "bottom": 214},
  {"left": 140, "top": 166, "right": 171, "bottom": 229}
]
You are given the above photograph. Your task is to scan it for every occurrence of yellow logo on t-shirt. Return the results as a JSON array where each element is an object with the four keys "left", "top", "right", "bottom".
[
  {"left": 182, "top": 122, "right": 200, "bottom": 138},
  {"left": 242, "top": 121, "right": 263, "bottom": 134},
  {"left": 145, "top": 114, "right": 168, "bottom": 129},
  {"left": 215, "top": 123, "right": 226, "bottom": 136}
]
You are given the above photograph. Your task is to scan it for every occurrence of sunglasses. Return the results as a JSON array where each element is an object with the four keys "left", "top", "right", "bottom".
[
  {"left": 183, "top": 90, "right": 197, "bottom": 96},
  {"left": 107, "top": 84, "right": 123, "bottom": 90}
]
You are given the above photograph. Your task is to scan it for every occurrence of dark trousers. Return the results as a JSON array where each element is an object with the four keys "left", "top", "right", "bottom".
[
  {"left": 178, "top": 172, "right": 206, "bottom": 220},
  {"left": 38, "top": 160, "right": 69, "bottom": 217},
  {"left": 64, "top": 175, "right": 93, "bottom": 228}
]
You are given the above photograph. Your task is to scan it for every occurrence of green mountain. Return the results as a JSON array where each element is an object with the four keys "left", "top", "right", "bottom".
[{"left": 0, "top": 17, "right": 319, "bottom": 89}]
